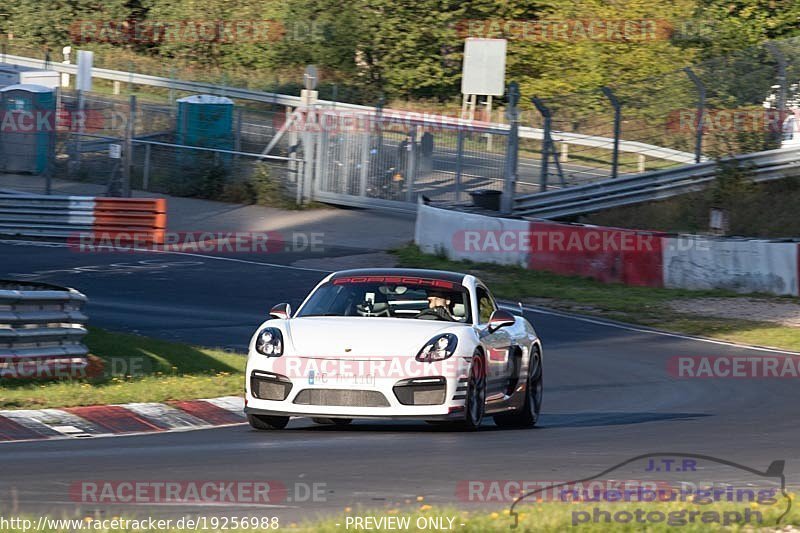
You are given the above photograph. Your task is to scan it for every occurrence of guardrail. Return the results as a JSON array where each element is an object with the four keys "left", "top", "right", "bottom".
[
  {"left": 0, "top": 194, "right": 167, "bottom": 243},
  {"left": 513, "top": 146, "right": 800, "bottom": 219},
  {"left": 0, "top": 281, "right": 88, "bottom": 378},
  {"left": 1, "top": 53, "right": 697, "bottom": 164}
]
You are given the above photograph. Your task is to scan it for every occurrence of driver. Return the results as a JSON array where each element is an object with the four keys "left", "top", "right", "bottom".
[{"left": 423, "top": 290, "right": 457, "bottom": 321}]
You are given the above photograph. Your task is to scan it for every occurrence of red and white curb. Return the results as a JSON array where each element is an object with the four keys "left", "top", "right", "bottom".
[{"left": 0, "top": 396, "right": 245, "bottom": 442}]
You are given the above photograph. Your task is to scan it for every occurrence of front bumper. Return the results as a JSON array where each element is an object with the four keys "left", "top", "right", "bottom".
[
  {"left": 245, "top": 364, "right": 469, "bottom": 420},
  {"left": 244, "top": 405, "right": 462, "bottom": 421}
]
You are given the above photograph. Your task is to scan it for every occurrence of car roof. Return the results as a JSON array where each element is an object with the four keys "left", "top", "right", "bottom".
[{"left": 329, "top": 268, "right": 468, "bottom": 285}]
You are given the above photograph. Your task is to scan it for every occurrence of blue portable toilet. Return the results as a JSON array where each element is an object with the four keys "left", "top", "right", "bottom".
[
  {"left": 0, "top": 84, "right": 56, "bottom": 174},
  {"left": 176, "top": 95, "right": 234, "bottom": 150}
]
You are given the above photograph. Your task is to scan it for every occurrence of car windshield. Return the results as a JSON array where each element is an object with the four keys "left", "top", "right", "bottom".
[{"left": 297, "top": 277, "right": 471, "bottom": 322}]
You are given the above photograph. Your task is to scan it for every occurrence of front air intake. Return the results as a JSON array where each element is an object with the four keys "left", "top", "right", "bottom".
[
  {"left": 393, "top": 377, "right": 447, "bottom": 405},
  {"left": 293, "top": 389, "right": 390, "bottom": 407},
  {"left": 251, "top": 371, "right": 293, "bottom": 401}
]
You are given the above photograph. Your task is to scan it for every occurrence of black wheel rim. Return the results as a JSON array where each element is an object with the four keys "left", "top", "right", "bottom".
[
  {"left": 467, "top": 356, "right": 486, "bottom": 426},
  {"left": 528, "top": 352, "right": 543, "bottom": 418}
]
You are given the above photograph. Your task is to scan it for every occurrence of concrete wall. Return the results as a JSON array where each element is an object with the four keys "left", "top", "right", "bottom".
[
  {"left": 414, "top": 204, "right": 800, "bottom": 296},
  {"left": 663, "top": 236, "right": 799, "bottom": 296},
  {"left": 528, "top": 221, "right": 665, "bottom": 287},
  {"left": 415, "top": 203, "right": 530, "bottom": 267}
]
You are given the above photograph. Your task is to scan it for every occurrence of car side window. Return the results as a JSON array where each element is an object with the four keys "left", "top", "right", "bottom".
[{"left": 476, "top": 287, "right": 496, "bottom": 324}]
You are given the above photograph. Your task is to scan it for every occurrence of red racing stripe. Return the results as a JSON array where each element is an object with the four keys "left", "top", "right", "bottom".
[
  {"left": 170, "top": 400, "right": 245, "bottom": 425},
  {"left": 64, "top": 405, "right": 167, "bottom": 433}
]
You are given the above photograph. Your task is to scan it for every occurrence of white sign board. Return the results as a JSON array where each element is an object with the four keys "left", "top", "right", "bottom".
[
  {"left": 76, "top": 50, "right": 94, "bottom": 92},
  {"left": 461, "top": 38, "right": 507, "bottom": 96},
  {"left": 109, "top": 144, "right": 122, "bottom": 159}
]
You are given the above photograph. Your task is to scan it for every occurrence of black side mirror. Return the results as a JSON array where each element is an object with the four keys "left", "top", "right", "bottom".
[
  {"left": 488, "top": 309, "right": 515, "bottom": 332},
  {"left": 269, "top": 303, "right": 292, "bottom": 319}
]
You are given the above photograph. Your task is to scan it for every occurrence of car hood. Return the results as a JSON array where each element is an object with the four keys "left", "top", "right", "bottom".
[{"left": 285, "top": 317, "right": 463, "bottom": 359}]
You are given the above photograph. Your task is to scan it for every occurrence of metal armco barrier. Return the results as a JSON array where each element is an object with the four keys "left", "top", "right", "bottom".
[
  {"left": 0, "top": 281, "right": 89, "bottom": 378},
  {"left": 3, "top": 53, "right": 697, "bottom": 164},
  {"left": 0, "top": 194, "right": 167, "bottom": 243},
  {"left": 514, "top": 146, "right": 800, "bottom": 219}
]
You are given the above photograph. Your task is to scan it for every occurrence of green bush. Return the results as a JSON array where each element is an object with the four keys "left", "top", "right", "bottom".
[{"left": 219, "top": 163, "right": 300, "bottom": 209}]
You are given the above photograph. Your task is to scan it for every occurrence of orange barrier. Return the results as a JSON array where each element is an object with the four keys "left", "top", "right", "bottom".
[{"left": 92, "top": 198, "right": 167, "bottom": 244}]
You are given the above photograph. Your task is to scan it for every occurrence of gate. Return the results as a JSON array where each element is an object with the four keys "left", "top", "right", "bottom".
[{"left": 301, "top": 109, "right": 514, "bottom": 212}]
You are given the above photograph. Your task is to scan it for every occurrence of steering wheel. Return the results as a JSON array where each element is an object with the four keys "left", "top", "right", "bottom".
[{"left": 416, "top": 307, "right": 449, "bottom": 321}]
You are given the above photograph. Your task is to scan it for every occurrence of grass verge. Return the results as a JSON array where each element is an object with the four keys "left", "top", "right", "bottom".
[
  {"left": 8, "top": 498, "right": 798, "bottom": 532},
  {"left": 393, "top": 244, "right": 800, "bottom": 352},
  {"left": 0, "top": 328, "right": 245, "bottom": 410},
  {"left": 303, "top": 500, "right": 799, "bottom": 532}
]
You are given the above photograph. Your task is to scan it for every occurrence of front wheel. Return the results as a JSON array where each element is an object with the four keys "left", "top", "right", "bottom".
[
  {"left": 247, "top": 413, "right": 290, "bottom": 430},
  {"left": 494, "top": 346, "right": 542, "bottom": 429},
  {"left": 460, "top": 352, "right": 486, "bottom": 431}
]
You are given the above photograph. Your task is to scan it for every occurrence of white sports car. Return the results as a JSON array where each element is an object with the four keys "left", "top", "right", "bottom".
[{"left": 244, "top": 268, "right": 543, "bottom": 430}]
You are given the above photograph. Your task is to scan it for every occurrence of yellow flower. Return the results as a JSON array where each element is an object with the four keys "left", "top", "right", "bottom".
[
  {"left": 344, "top": 507, "right": 352, "bottom": 513},
  {"left": 489, "top": 512, "right": 499, "bottom": 520},
  {"left": 416, "top": 496, "right": 424, "bottom": 502},
  {"left": 420, "top": 505, "right": 432, "bottom": 512},
  {"left": 387, "top": 509, "right": 399, "bottom": 515}
]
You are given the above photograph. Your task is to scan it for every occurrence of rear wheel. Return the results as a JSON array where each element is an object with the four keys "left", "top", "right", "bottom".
[
  {"left": 494, "top": 346, "right": 542, "bottom": 429},
  {"left": 247, "top": 414, "right": 290, "bottom": 430}
]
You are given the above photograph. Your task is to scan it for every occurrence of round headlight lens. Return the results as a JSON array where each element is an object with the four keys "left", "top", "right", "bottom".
[
  {"left": 416, "top": 333, "right": 458, "bottom": 362},
  {"left": 256, "top": 328, "right": 283, "bottom": 357}
]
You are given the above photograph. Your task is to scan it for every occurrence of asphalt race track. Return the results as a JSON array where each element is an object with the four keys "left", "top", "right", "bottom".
[{"left": 1, "top": 240, "right": 799, "bottom": 525}]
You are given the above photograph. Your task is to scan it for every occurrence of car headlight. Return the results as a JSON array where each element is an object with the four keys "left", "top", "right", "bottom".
[
  {"left": 255, "top": 327, "right": 283, "bottom": 357},
  {"left": 416, "top": 333, "right": 458, "bottom": 362}
]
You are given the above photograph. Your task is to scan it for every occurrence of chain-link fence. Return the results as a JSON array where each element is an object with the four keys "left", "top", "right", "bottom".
[
  {"left": 309, "top": 109, "right": 511, "bottom": 208},
  {"left": 2, "top": 36, "right": 799, "bottom": 212},
  {"left": 41, "top": 90, "right": 299, "bottom": 202},
  {"left": 528, "top": 37, "right": 800, "bottom": 190}
]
